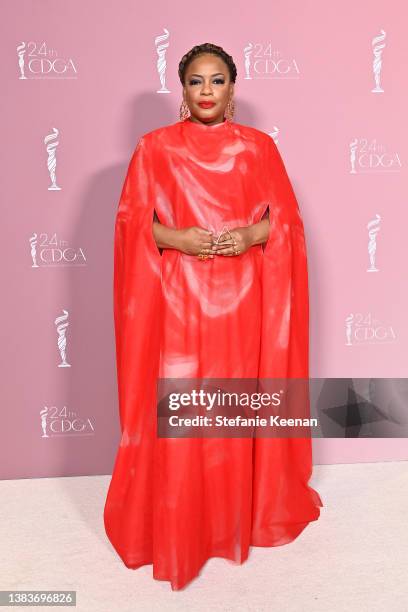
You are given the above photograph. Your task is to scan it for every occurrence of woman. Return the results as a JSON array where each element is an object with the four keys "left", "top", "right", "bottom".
[{"left": 104, "top": 42, "right": 323, "bottom": 591}]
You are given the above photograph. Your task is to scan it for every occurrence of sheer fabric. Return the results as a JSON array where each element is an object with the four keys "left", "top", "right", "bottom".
[{"left": 103, "top": 119, "right": 323, "bottom": 590}]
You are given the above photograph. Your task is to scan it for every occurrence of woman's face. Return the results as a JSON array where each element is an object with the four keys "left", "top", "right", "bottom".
[{"left": 183, "top": 53, "right": 234, "bottom": 125}]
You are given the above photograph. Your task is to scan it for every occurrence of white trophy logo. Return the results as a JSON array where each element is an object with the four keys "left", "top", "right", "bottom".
[
  {"left": 40, "top": 407, "right": 49, "bottom": 437},
  {"left": 371, "top": 29, "right": 386, "bottom": 93},
  {"left": 17, "top": 41, "right": 27, "bottom": 79},
  {"left": 29, "top": 233, "right": 39, "bottom": 267},
  {"left": 44, "top": 128, "right": 62, "bottom": 190},
  {"left": 55, "top": 309, "right": 71, "bottom": 367},
  {"left": 349, "top": 138, "right": 358, "bottom": 173},
  {"left": 243, "top": 43, "right": 254, "bottom": 79},
  {"left": 155, "top": 28, "right": 170, "bottom": 93},
  {"left": 268, "top": 126, "right": 280, "bottom": 144},
  {"left": 367, "top": 214, "right": 381, "bottom": 272},
  {"left": 345, "top": 314, "right": 354, "bottom": 346}
]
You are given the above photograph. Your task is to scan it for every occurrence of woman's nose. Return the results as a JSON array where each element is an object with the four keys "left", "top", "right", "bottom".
[{"left": 200, "top": 83, "right": 213, "bottom": 94}]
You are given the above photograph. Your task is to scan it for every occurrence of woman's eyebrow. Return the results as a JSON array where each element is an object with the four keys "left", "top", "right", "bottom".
[{"left": 188, "top": 73, "right": 225, "bottom": 77}]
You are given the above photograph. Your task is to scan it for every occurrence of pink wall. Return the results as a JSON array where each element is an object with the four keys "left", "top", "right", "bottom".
[{"left": 2, "top": 0, "right": 407, "bottom": 478}]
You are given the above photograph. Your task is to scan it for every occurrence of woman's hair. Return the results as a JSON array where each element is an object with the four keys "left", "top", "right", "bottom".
[{"left": 178, "top": 43, "right": 237, "bottom": 85}]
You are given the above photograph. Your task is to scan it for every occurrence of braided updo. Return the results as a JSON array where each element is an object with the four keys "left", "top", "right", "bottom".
[{"left": 178, "top": 43, "right": 237, "bottom": 85}]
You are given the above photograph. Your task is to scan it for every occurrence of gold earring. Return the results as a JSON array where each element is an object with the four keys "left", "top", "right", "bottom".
[
  {"left": 224, "top": 97, "right": 235, "bottom": 122},
  {"left": 179, "top": 99, "right": 190, "bottom": 121}
]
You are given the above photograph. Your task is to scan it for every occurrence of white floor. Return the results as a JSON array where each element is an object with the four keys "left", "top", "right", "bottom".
[{"left": 1, "top": 461, "right": 407, "bottom": 612}]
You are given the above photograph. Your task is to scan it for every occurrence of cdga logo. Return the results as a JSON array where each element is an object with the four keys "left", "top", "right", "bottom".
[
  {"left": 349, "top": 138, "right": 402, "bottom": 173},
  {"left": 40, "top": 405, "right": 95, "bottom": 438},
  {"left": 17, "top": 41, "right": 77, "bottom": 79},
  {"left": 345, "top": 312, "right": 396, "bottom": 345},
  {"left": 29, "top": 233, "right": 86, "bottom": 267},
  {"left": 243, "top": 43, "right": 300, "bottom": 79}
]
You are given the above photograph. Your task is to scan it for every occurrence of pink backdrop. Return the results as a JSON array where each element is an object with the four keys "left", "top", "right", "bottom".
[{"left": 2, "top": 0, "right": 407, "bottom": 479}]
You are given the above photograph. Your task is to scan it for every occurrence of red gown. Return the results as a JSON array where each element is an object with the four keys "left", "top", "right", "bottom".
[{"left": 103, "top": 117, "right": 323, "bottom": 590}]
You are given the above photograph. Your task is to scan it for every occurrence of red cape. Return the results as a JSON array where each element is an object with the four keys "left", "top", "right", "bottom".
[{"left": 104, "top": 119, "right": 323, "bottom": 590}]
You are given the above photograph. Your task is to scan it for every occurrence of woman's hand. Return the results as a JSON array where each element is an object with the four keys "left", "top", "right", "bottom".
[
  {"left": 212, "top": 226, "right": 254, "bottom": 257},
  {"left": 152, "top": 219, "right": 269, "bottom": 257},
  {"left": 177, "top": 226, "right": 215, "bottom": 258}
]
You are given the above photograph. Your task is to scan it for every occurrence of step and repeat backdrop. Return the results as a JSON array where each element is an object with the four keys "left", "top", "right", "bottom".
[{"left": 2, "top": 0, "right": 407, "bottom": 478}]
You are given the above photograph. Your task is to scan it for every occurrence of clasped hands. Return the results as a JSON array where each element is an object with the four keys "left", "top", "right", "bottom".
[
  {"left": 152, "top": 214, "right": 269, "bottom": 258},
  {"left": 179, "top": 225, "right": 254, "bottom": 259}
]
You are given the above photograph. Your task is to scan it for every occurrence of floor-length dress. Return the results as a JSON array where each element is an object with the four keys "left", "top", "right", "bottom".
[{"left": 103, "top": 117, "right": 323, "bottom": 590}]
